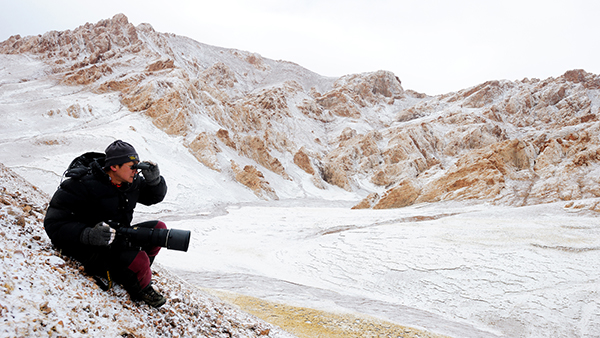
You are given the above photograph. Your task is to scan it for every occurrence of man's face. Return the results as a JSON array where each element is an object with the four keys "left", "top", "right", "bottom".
[{"left": 111, "top": 161, "right": 137, "bottom": 184}]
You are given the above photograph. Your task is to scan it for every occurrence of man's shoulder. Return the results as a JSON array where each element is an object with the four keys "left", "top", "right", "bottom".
[{"left": 60, "top": 171, "right": 107, "bottom": 193}]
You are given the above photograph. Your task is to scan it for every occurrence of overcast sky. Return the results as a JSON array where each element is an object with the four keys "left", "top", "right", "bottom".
[{"left": 1, "top": 0, "right": 598, "bottom": 95}]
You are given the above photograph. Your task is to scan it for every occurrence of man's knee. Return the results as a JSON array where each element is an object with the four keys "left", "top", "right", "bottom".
[
  {"left": 127, "top": 251, "right": 152, "bottom": 289},
  {"left": 134, "top": 220, "right": 166, "bottom": 230},
  {"left": 155, "top": 221, "right": 167, "bottom": 230}
]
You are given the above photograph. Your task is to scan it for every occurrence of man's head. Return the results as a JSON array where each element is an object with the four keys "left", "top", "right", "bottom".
[
  {"left": 105, "top": 140, "right": 139, "bottom": 168},
  {"left": 104, "top": 140, "right": 139, "bottom": 184}
]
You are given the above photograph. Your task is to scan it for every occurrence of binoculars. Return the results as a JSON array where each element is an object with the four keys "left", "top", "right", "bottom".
[{"left": 131, "top": 162, "right": 152, "bottom": 170}]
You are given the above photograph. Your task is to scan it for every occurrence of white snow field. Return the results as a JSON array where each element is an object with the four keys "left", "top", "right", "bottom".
[{"left": 157, "top": 200, "right": 600, "bottom": 338}]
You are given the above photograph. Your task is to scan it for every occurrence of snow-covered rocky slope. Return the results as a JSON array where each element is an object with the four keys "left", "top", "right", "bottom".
[{"left": 0, "top": 162, "right": 295, "bottom": 337}]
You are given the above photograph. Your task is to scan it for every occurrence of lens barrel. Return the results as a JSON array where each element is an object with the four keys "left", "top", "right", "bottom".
[
  {"left": 163, "top": 229, "right": 191, "bottom": 251},
  {"left": 117, "top": 227, "right": 191, "bottom": 252}
]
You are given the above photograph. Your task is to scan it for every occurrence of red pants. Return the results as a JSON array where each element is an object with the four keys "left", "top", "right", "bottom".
[{"left": 116, "top": 220, "right": 167, "bottom": 290}]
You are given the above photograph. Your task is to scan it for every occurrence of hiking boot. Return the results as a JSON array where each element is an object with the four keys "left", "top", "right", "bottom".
[{"left": 138, "top": 284, "right": 166, "bottom": 308}]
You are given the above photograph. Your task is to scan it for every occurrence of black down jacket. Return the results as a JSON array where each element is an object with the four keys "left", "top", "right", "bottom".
[{"left": 44, "top": 159, "right": 167, "bottom": 254}]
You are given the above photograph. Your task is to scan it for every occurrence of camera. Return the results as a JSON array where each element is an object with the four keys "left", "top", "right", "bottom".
[{"left": 117, "top": 227, "right": 191, "bottom": 252}]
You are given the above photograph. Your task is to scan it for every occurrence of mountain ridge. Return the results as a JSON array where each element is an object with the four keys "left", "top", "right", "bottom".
[{"left": 2, "top": 13, "right": 600, "bottom": 210}]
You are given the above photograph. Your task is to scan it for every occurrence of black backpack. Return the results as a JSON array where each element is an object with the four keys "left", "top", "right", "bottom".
[{"left": 64, "top": 152, "right": 106, "bottom": 179}]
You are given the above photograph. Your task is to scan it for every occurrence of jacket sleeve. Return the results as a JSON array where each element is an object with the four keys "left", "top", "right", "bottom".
[
  {"left": 43, "top": 180, "right": 90, "bottom": 248},
  {"left": 137, "top": 176, "right": 167, "bottom": 206}
]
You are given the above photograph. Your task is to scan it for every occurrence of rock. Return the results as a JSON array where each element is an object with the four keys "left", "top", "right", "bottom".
[
  {"left": 314, "top": 70, "right": 404, "bottom": 118},
  {"left": 562, "top": 69, "right": 600, "bottom": 89},
  {"left": 351, "top": 193, "right": 380, "bottom": 209},
  {"left": 452, "top": 80, "right": 505, "bottom": 108},
  {"left": 374, "top": 180, "right": 420, "bottom": 209},
  {"left": 0, "top": 13, "right": 142, "bottom": 63},
  {"left": 144, "top": 90, "right": 191, "bottom": 136},
  {"left": 354, "top": 179, "right": 421, "bottom": 210},
  {"left": 238, "top": 136, "right": 289, "bottom": 179},
  {"left": 321, "top": 162, "right": 352, "bottom": 191},
  {"left": 63, "top": 64, "right": 113, "bottom": 85},
  {"left": 415, "top": 139, "right": 535, "bottom": 204},
  {"left": 294, "top": 147, "right": 315, "bottom": 175},
  {"left": 199, "top": 62, "right": 237, "bottom": 89},
  {"left": 216, "top": 129, "right": 237, "bottom": 150},
  {"left": 188, "top": 132, "right": 222, "bottom": 171},
  {"left": 146, "top": 59, "right": 175, "bottom": 72},
  {"left": 316, "top": 90, "right": 362, "bottom": 118},
  {"left": 230, "top": 161, "right": 279, "bottom": 200}
]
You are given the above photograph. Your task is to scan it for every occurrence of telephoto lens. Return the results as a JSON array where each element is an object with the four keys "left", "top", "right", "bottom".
[{"left": 117, "top": 227, "right": 191, "bottom": 252}]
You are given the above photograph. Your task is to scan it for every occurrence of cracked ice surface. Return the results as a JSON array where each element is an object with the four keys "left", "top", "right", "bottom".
[{"left": 157, "top": 200, "right": 600, "bottom": 338}]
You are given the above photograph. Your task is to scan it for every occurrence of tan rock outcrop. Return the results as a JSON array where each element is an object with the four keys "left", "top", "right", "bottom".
[
  {"left": 199, "top": 62, "right": 237, "bottom": 89},
  {"left": 451, "top": 80, "right": 506, "bottom": 108},
  {"left": 321, "top": 162, "right": 352, "bottom": 191},
  {"left": 96, "top": 75, "right": 144, "bottom": 93},
  {"left": 188, "top": 133, "right": 221, "bottom": 171},
  {"left": 297, "top": 99, "right": 332, "bottom": 123},
  {"left": 418, "top": 139, "right": 534, "bottom": 203},
  {"left": 563, "top": 69, "right": 600, "bottom": 89},
  {"left": 373, "top": 180, "right": 421, "bottom": 209},
  {"left": 315, "top": 70, "right": 404, "bottom": 118},
  {"left": 230, "top": 161, "right": 278, "bottom": 200},
  {"left": 355, "top": 138, "right": 541, "bottom": 209},
  {"left": 146, "top": 59, "right": 175, "bottom": 72},
  {"left": 216, "top": 129, "right": 237, "bottom": 150},
  {"left": 351, "top": 192, "right": 380, "bottom": 209},
  {"left": 316, "top": 91, "right": 362, "bottom": 118},
  {"left": 238, "top": 136, "right": 289, "bottom": 179},
  {"left": 293, "top": 147, "right": 315, "bottom": 175},
  {"left": 144, "top": 90, "right": 191, "bottom": 136},
  {"left": 0, "top": 13, "right": 143, "bottom": 66},
  {"left": 63, "top": 64, "right": 113, "bottom": 85}
]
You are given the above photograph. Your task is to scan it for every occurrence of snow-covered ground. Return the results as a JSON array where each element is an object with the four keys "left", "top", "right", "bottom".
[{"left": 156, "top": 200, "right": 600, "bottom": 338}]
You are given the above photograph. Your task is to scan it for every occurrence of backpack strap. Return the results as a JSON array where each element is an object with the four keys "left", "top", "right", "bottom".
[{"left": 63, "top": 152, "right": 106, "bottom": 180}]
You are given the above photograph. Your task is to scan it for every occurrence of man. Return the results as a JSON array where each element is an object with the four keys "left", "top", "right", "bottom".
[{"left": 44, "top": 140, "right": 169, "bottom": 307}]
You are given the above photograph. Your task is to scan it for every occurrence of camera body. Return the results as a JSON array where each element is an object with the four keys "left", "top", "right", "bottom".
[{"left": 116, "top": 226, "right": 191, "bottom": 252}]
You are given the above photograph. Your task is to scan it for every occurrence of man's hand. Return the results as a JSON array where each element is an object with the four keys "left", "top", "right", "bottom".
[
  {"left": 141, "top": 161, "right": 161, "bottom": 186},
  {"left": 80, "top": 222, "right": 116, "bottom": 246}
]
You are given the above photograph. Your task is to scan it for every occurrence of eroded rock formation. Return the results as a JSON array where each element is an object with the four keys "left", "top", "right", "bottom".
[{"left": 4, "top": 14, "right": 600, "bottom": 208}]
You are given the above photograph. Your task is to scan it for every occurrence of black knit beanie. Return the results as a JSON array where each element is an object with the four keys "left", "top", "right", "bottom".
[{"left": 104, "top": 140, "right": 139, "bottom": 168}]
